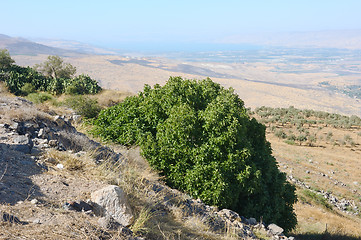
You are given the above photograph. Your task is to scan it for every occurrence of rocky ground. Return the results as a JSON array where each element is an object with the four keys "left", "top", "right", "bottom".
[{"left": 0, "top": 95, "right": 295, "bottom": 239}]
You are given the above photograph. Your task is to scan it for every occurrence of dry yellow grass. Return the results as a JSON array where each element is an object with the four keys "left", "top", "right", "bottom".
[{"left": 265, "top": 125, "right": 361, "bottom": 237}]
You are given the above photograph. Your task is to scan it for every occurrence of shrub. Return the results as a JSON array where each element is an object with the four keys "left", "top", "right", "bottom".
[
  {"left": 26, "top": 92, "right": 53, "bottom": 104},
  {"left": 65, "top": 95, "right": 101, "bottom": 119},
  {"left": 92, "top": 77, "right": 297, "bottom": 231},
  {"left": 20, "top": 82, "right": 36, "bottom": 96}
]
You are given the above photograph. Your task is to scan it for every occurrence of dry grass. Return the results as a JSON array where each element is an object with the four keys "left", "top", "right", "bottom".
[
  {"left": 265, "top": 124, "right": 361, "bottom": 237},
  {"left": 0, "top": 96, "right": 52, "bottom": 124},
  {"left": 291, "top": 200, "right": 361, "bottom": 238},
  {"left": 0, "top": 201, "right": 116, "bottom": 240},
  {"left": 90, "top": 89, "right": 133, "bottom": 108}
]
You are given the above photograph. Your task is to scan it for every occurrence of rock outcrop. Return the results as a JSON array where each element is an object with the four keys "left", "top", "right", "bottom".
[{"left": 91, "top": 185, "right": 134, "bottom": 227}]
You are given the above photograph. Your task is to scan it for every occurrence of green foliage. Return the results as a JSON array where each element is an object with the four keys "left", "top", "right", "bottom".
[
  {"left": 26, "top": 92, "right": 53, "bottom": 104},
  {"left": 1, "top": 65, "right": 49, "bottom": 95},
  {"left": 92, "top": 77, "right": 297, "bottom": 231},
  {"left": 253, "top": 106, "right": 361, "bottom": 129},
  {"left": 0, "top": 49, "right": 15, "bottom": 70},
  {"left": 20, "top": 82, "right": 36, "bottom": 96},
  {"left": 34, "top": 55, "right": 76, "bottom": 79},
  {"left": 65, "top": 74, "right": 102, "bottom": 95},
  {"left": 0, "top": 55, "right": 101, "bottom": 96},
  {"left": 65, "top": 96, "right": 101, "bottom": 119}
]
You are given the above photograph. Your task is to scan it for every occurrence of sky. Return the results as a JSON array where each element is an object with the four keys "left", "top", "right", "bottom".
[{"left": 1, "top": 0, "right": 361, "bottom": 50}]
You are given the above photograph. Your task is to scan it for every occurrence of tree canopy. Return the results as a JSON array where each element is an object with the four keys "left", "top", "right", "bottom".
[
  {"left": 0, "top": 49, "right": 15, "bottom": 70},
  {"left": 34, "top": 55, "right": 76, "bottom": 79},
  {"left": 92, "top": 77, "right": 297, "bottom": 231}
]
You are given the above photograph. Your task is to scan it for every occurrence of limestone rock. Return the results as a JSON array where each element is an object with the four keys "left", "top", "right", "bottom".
[
  {"left": 91, "top": 185, "right": 134, "bottom": 226},
  {"left": 268, "top": 223, "right": 284, "bottom": 236},
  {"left": 217, "top": 209, "right": 241, "bottom": 222}
]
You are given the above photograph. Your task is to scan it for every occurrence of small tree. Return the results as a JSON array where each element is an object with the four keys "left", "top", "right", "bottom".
[
  {"left": 0, "top": 49, "right": 15, "bottom": 70},
  {"left": 34, "top": 55, "right": 76, "bottom": 79}
]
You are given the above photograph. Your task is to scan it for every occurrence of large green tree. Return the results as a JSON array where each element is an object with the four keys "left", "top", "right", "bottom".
[
  {"left": 92, "top": 77, "right": 297, "bottom": 231},
  {"left": 34, "top": 55, "right": 76, "bottom": 79},
  {"left": 0, "top": 49, "right": 15, "bottom": 70}
]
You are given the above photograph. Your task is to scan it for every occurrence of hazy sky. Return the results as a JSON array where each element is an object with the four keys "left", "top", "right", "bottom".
[{"left": 1, "top": 0, "right": 361, "bottom": 49}]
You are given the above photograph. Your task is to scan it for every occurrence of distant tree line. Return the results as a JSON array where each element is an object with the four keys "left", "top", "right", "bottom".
[
  {"left": 251, "top": 106, "right": 361, "bottom": 146},
  {"left": 0, "top": 49, "right": 101, "bottom": 96},
  {"left": 252, "top": 106, "right": 361, "bottom": 129}
]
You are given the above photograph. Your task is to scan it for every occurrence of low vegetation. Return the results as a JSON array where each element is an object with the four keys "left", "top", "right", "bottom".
[{"left": 0, "top": 50, "right": 101, "bottom": 96}]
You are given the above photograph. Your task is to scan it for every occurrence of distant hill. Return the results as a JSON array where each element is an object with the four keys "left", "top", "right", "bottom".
[
  {"left": 0, "top": 34, "right": 80, "bottom": 56},
  {"left": 30, "top": 38, "right": 117, "bottom": 55},
  {"left": 221, "top": 29, "right": 361, "bottom": 49}
]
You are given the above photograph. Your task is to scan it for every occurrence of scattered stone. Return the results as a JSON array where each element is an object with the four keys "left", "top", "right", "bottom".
[
  {"left": 1, "top": 212, "right": 21, "bottom": 224},
  {"left": 54, "top": 116, "right": 66, "bottom": 127},
  {"left": 56, "top": 163, "right": 64, "bottom": 169},
  {"left": 98, "top": 216, "right": 122, "bottom": 230},
  {"left": 32, "top": 219, "right": 41, "bottom": 224},
  {"left": 37, "top": 128, "right": 45, "bottom": 138},
  {"left": 63, "top": 200, "right": 93, "bottom": 212},
  {"left": 30, "top": 198, "right": 38, "bottom": 204},
  {"left": 268, "top": 223, "right": 284, "bottom": 236},
  {"left": 247, "top": 217, "right": 257, "bottom": 225},
  {"left": 46, "top": 157, "right": 57, "bottom": 164},
  {"left": 217, "top": 209, "right": 241, "bottom": 222},
  {"left": 49, "top": 139, "right": 58, "bottom": 147},
  {"left": 91, "top": 185, "right": 134, "bottom": 226},
  {"left": 306, "top": 170, "right": 310, "bottom": 174},
  {"left": 72, "top": 115, "right": 82, "bottom": 122}
]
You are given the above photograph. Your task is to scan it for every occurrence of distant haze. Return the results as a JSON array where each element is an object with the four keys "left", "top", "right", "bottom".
[{"left": 1, "top": 1, "right": 361, "bottom": 52}]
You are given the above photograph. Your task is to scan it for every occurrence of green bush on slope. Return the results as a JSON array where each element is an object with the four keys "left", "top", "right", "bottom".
[{"left": 92, "top": 76, "right": 297, "bottom": 231}]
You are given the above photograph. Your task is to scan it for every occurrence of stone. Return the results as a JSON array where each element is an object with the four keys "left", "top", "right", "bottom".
[
  {"left": 32, "top": 219, "right": 41, "bottom": 224},
  {"left": 31, "top": 198, "right": 38, "bottom": 204},
  {"left": 72, "top": 115, "right": 82, "bottom": 122},
  {"left": 247, "top": 217, "right": 257, "bottom": 225},
  {"left": 49, "top": 140, "right": 58, "bottom": 147},
  {"left": 91, "top": 185, "right": 134, "bottom": 226},
  {"left": 268, "top": 223, "right": 284, "bottom": 236},
  {"left": 56, "top": 164, "right": 64, "bottom": 169},
  {"left": 1, "top": 212, "right": 21, "bottom": 224},
  {"left": 98, "top": 216, "right": 122, "bottom": 230},
  {"left": 13, "top": 135, "right": 29, "bottom": 144},
  {"left": 63, "top": 200, "right": 93, "bottom": 212},
  {"left": 46, "top": 157, "right": 57, "bottom": 164},
  {"left": 38, "top": 128, "right": 45, "bottom": 138},
  {"left": 217, "top": 209, "right": 240, "bottom": 222},
  {"left": 54, "top": 116, "right": 66, "bottom": 127}
]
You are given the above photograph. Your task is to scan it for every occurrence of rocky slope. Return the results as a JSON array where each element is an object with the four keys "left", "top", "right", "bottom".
[{"left": 0, "top": 95, "right": 295, "bottom": 239}]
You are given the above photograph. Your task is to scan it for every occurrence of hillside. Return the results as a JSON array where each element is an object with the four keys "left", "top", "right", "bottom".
[
  {"left": 0, "top": 85, "right": 297, "bottom": 239},
  {"left": 0, "top": 34, "right": 81, "bottom": 56},
  {"left": 250, "top": 106, "right": 361, "bottom": 238}
]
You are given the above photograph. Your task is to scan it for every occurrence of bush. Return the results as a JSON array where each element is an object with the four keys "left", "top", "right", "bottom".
[
  {"left": 92, "top": 77, "right": 297, "bottom": 231},
  {"left": 20, "top": 83, "right": 36, "bottom": 96},
  {"left": 26, "top": 92, "right": 53, "bottom": 104},
  {"left": 65, "top": 96, "right": 101, "bottom": 119},
  {"left": 1, "top": 60, "right": 101, "bottom": 96},
  {"left": 65, "top": 74, "right": 102, "bottom": 95}
]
